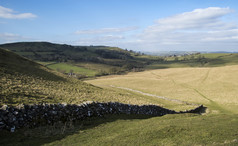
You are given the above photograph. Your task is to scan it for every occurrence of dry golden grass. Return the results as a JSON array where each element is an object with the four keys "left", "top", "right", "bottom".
[{"left": 87, "top": 65, "right": 238, "bottom": 113}]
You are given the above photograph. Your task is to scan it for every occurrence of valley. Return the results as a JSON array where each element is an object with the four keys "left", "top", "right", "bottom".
[{"left": 0, "top": 43, "right": 238, "bottom": 145}]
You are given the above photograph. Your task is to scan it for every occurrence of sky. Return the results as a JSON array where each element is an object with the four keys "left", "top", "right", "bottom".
[{"left": 0, "top": 0, "right": 238, "bottom": 52}]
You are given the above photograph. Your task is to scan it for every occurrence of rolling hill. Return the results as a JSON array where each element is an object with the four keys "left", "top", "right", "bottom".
[
  {"left": 1, "top": 43, "right": 238, "bottom": 145},
  {"left": 0, "top": 42, "right": 159, "bottom": 77},
  {"left": 1, "top": 42, "right": 238, "bottom": 79},
  {"left": 0, "top": 47, "right": 165, "bottom": 106}
]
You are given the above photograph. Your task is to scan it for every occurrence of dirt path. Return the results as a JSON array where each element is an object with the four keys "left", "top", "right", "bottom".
[
  {"left": 201, "top": 68, "right": 211, "bottom": 83},
  {"left": 171, "top": 78, "right": 230, "bottom": 114},
  {"left": 110, "top": 85, "right": 199, "bottom": 106}
]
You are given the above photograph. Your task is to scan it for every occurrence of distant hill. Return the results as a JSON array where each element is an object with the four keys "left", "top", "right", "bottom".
[
  {"left": 0, "top": 42, "right": 138, "bottom": 66},
  {"left": 1, "top": 42, "right": 237, "bottom": 78},
  {"left": 144, "top": 51, "right": 199, "bottom": 57},
  {"left": 0, "top": 42, "right": 161, "bottom": 77}
]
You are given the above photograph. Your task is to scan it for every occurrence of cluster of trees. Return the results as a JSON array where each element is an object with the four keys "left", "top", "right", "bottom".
[{"left": 94, "top": 49, "right": 132, "bottom": 60}]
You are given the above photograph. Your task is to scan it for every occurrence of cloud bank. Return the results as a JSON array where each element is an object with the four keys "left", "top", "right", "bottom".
[
  {"left": 74, "top": 7, "right": 238, "bottom": 51},
  {"left": 136, "top": 7, "right": 238, "bottom": 51},
  {"left": 0, "top": 5, "right": 37, "bottom": 19}
]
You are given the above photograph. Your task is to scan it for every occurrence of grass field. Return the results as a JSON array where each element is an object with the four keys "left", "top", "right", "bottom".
[
  {"left": 3, "top": 65, "right": 237, "bottom": 145},
  {"left": 147, "top": 53, "right": 238, "bottom": 69},
  {"left": 46, "top": 62, "right": 97, "bottom": 77},
  {"left": 1, "top": 47, "right": 238, "bottom": 145},
  {"left": 1, "top": 114, "right": 237, "bottom": 146},
  {"left": 87, "top": 65, "right": 238, "bottom": 114}
]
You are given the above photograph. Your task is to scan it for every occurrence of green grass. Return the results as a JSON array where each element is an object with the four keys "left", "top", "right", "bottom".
[
  {"left": 0, "top": 48, "right": 164, "bottom": 106},
  {"left": 2, "top": 60, "right": 237, "bottom": 145},
  {"left": 1, "top": 46, "right": 238, "bottom": 145},
  {"left": 47, "top": 114, "right": 238, "bottom": 146},
  {"left": 37, "top": 61, "right": 56, "bottom": 66},
  {"left": 1, "top": 114, "right": 238, "bottom": 145},
  {"left": 146, "top": 53, "right": 238, "bottom": 69},
  {"left": 46, "top": 63, "right": 97, "bottom": 77}
]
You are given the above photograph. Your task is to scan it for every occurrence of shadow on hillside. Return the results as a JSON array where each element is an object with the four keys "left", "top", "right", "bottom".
[
  {"left": 0, "top": 105, "right": 207, "bottom": 146},
  {"left": 0, "top": 114, "right": 155, "bottom": 146}
]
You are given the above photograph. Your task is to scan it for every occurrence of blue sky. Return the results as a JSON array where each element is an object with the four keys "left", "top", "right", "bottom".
[{"left": 1, "top": 0, "right": 238, "bottom": 52}]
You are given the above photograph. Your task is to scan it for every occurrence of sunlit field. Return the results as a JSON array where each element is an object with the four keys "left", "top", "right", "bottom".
[{"left": 87, "top": 65, "right": 238, "bottom": 113}]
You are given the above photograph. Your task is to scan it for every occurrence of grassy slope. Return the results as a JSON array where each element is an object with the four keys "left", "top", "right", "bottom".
[
  {"left": 87, "top": 65, "right": 238, "bottom": 113},
  {"left": 47, "top": 114, "right": 238, "bottom": 146},
  {"left": 46, "top": 62, "right": 97, "bottom": 77},
  {"left": 68, "top": 65, "right": 238, "bottom": 145},
  {"left": 0, "top": 42, "right": 154, "bottom": 77},
  {"left": 0, "top": 48, "right": 166, "bottom": 106},
  {"left": 1, "top": 61, "right": 237, "bottom": 145},
  {"left": 1, "top": 47, "right": 238, "bottom": 145},
  {"left": 1, "top": 114, "right": 237, "bottom": 146}
]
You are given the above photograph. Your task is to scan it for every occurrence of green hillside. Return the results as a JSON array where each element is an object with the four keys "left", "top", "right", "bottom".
[
  {"left": 1, "top": 42, "right": 238, "bottom": 79},
  {"left": 0, "top": 48, "right": 164, "bottom": 106},
  {"left": 1, "top": 43, "right": 238, "bottom": 145},
  {"left": 0, "top": 42, "right": 156, "bottom": 77}
]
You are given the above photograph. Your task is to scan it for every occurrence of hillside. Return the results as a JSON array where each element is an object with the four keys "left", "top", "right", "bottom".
[
  {"left": 0, "top": 48, "right": 165, "bottom": 106},
  {"left": 0, "top": 42, "right": 158, "bottom": 77},
  {"left": 0, "top": 42, "right": 134, "bottom": 62},
  {"left": 1, "top": 42, "right": 238, "bottom": 79},
  {"left": 1, "top": 48, "right": 238, "bottom": 145},
  {"left": 1, "top": 56, "right": 238, "bottom": 145},
  {"left": 87, "top": 65, "right": 238, "bottom": 114}
]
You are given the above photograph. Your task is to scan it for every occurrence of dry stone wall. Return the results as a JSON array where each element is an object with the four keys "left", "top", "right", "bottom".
[{"left": 0, "top": 102, "right": 204, "bottom": 132}]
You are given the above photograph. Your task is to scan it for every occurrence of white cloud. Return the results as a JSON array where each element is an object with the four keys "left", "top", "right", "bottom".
[
  {"left": 0, "top": 33, "right": 21, "bottom": 40},
  {"left": 0, "top": 5, "right": 37, "bottom": 19},
  {"left": 75, "top": 26, "right": 137, "bottom": 35},
  {"left": 136, "top": 7, "right": 238, "bottom": 51},
  {"left": 145, "top": 7, "right": 234, "bottom": 34}
]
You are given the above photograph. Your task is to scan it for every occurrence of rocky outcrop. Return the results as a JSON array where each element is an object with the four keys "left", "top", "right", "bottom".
[{"left": 0, "top": 102, "right": 204, "bottom": 132}]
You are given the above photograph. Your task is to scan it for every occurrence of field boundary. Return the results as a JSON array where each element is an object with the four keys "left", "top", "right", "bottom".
[{"left": 0, "top": 102, "right": 205, "bottom": 132}]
